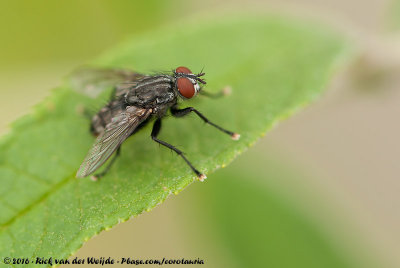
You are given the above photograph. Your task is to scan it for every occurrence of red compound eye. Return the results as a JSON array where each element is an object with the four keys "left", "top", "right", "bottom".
[
  {"left": 175, "top": 66, "right": 192, "bottom": 74},
  {"left": 177, "top": 77, "right": 196, "bottom": 99}
]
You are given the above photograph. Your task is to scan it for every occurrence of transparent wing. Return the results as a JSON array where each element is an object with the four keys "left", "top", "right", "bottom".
[
  {"left": 68, "top": 67, "right": 145, "bottom": 98},
  {"left": 76, "top": 106, "right": 152, "bottom": 178}
]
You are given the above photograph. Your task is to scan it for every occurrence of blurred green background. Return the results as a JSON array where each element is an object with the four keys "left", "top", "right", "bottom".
[{"left": 1, "top": 0, "right": 399, "bottom": 267}]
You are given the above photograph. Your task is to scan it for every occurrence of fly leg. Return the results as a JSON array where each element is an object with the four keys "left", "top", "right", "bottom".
[
  {"left": 151, "top": 118, "right": 206, "bottom": 181},
  {"left": 93, "top": 147, "right": 121, "bottom": 180},
  {"left": 171, "top": 106, "right": 240, "bottom": 140}
]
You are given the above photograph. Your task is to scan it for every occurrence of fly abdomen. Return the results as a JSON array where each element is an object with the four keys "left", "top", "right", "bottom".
[{"left": 91, "top": 100, "right": 126, "bottom": 135}]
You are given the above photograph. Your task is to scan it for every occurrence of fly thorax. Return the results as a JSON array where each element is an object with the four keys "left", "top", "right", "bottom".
[{"left": 125, "top": 75, "right": 174, "bottom": 107}]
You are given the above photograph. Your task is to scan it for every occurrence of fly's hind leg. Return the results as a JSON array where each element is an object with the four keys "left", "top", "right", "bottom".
[
  {"left": 92, "top": 147, "right": 121, "bottom": 180},
  {"left": 151, "top": 118, "right": 206, "bottom": 181}
]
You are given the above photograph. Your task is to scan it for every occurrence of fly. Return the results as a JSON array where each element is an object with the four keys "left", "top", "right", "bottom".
[{"left": 76, "top": 66, "right": 239, "bottom": 181}]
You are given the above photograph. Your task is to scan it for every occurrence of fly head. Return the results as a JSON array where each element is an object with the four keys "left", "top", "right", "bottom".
[{"left": 174, "top": 66, "right": 206, "bottom": 99}]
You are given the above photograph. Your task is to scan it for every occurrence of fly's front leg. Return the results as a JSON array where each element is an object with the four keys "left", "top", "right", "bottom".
[
  {"left": 171, "top": 106, "right": 240, "bottom": 140},
  {"left": 200, "top": 86, "right": 232, "bottom": 98},
  {"left": 151, "top": 118, "right": 206, "bottom": 181}
]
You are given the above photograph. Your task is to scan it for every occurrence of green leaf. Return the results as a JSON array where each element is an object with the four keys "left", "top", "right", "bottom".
[{"left": 0, "top": 15, "right": 350, "bottom": 263}]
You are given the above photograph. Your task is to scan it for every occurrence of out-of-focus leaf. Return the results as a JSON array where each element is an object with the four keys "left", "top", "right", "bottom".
[
  {"left": 0, "top": 0, "right": 171, "bottom": 65},
  {"left": 186, "top": 160, "right": 369, "bottom": 268},
  {"left": 387, "top": 0, "right": 400, "bottom": 30}
]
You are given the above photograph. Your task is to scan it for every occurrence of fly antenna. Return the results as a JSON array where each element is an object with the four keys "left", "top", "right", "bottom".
[
  {"left": 196, "top": 67, "right": 206, "bottom": 84},
  {"left": 196, "top": 77, "right": 206, "bottom": 84}
]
